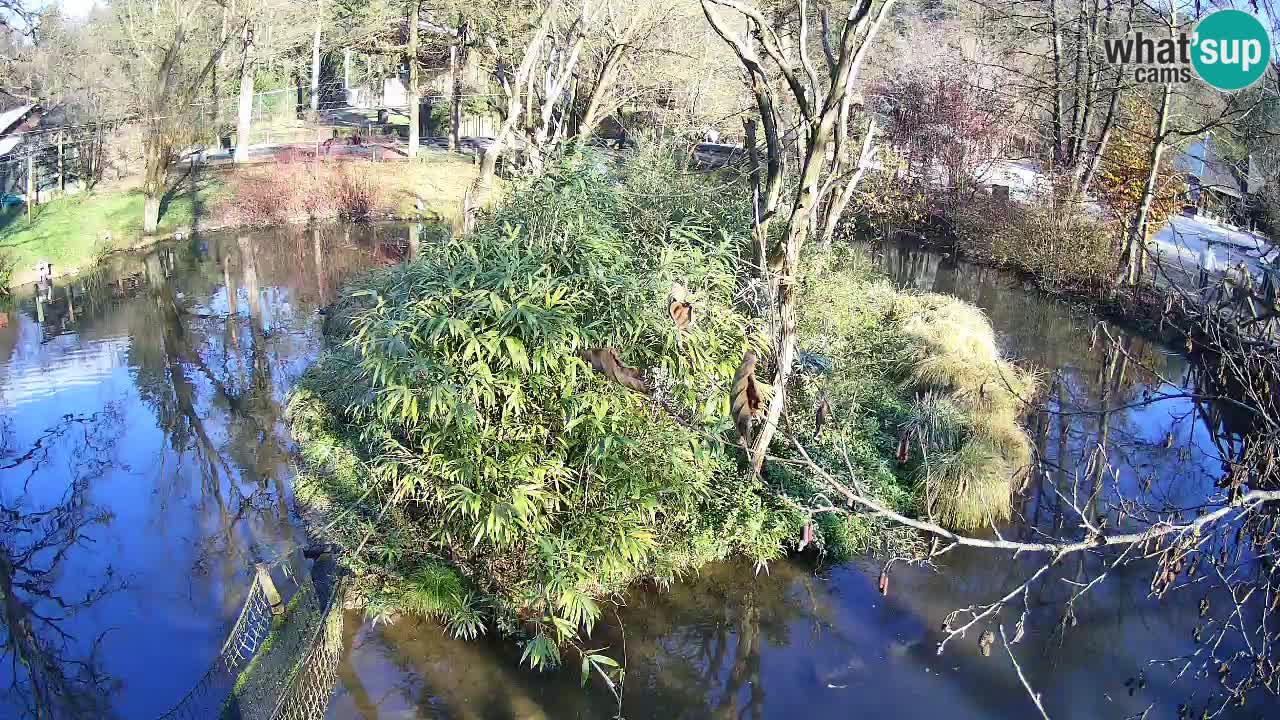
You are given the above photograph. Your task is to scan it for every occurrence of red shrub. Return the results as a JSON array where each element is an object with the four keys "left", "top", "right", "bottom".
[{"left": 226, "top": 160, "right": 385, "bottom": 226}]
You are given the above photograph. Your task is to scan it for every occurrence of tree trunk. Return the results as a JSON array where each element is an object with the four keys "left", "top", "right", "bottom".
[
  {"left": 143, "top": 130, "right": 167, "bottom": 234},
  {"left": 1119, "top": 80, "right": 1171, "bottom": 287},
  {"left": 1067, "top": 0, "right": 1087, "bottom": 166},
  {"left": 449, "top": 23, "right": 466, "bottom": 152},
  {"left": 750, "top": 104, "right": 843, "bottom": 474},
  {"left": 310, "top": 2, "right": 322, "bottom": 114},
  {"left": 744, "top": 118, "right": 767, "bottom": 281},
  {"left": 820, "top": 119, "right": 877, "bottom": 249},
  {"left": 25, "top": 150, "right": 34, "bottom": 221},
  {"left": 478, "top": 145, "right": 499, "bottom": 186},
  {"left": 235, "top": 30, "right": 256, "bottom": 164},
  {"left": 1048, "top": 0, "right": 1066, "bottom": 165},
  {"left": 407, "top": 1, "right": 420, "bottom": 158},
  {"left": 579, "top": 42, "right": 627, "bottom": 138},
  {"left": 144, "top": 194, "right": 161, "bottom": 235},
  {"left": 1075, "top": 79, "right": 1118, "bottom": 195},
  {"left": 1118, "top": 7, "right": 1176, "bottom": 288}
]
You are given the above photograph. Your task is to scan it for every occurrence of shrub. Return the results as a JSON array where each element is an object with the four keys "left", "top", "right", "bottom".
[
  {"left": 839, "top": 154, "right": 931, "bottom": 242},
  {"left": 226, "top": 162, "right": 386, "bottom": 226},
  {"left": 787, "top": 249, "right": 1037, "bottom": 534},
  {"left": 328, "top": 165, "right": 383, "bottom": 221},
  {"left": 0, "top": 249, "right": 14, "bottom": 294},
  {"left": 288, "top": 153, "right": 791, "bottom": 665},
  {"left": 952, "top": 197, "right": 1117, "bottom": 292}
]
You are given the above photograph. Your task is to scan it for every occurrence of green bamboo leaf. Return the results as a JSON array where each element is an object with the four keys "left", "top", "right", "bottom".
[{"left": 503, "top": 336, "right": 529, "bottom": 371}]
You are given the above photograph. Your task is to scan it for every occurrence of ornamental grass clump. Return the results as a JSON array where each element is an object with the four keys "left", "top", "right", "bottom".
[
  {"left": 789, "top": 250, "right": 1037, "bottom": 539},
  {"left": 287, "top": 154, "right": 795, "bottom": 667},
  {"left": 892, "top": 293, "right": 1038, "bottom": 530}
]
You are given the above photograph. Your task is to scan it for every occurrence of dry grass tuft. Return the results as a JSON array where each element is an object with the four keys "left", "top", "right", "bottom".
[
  {"left": 892, "top": 294, "right": 1038, "bottom": 531},
  {"left": 794, "top": 251, "right": 1039, "bottom": 537}
]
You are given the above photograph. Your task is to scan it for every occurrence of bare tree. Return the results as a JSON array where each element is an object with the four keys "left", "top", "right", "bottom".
[
  {"left": 234, "top": 24, "right": 257, "bottom": 164},
  {"left": 113, "top": 0, "right": 241, "bottom": 233},
  {"left": 311, "top": 0, "right": 324, "bottom": 115},
  {"left": 476, "top": 3, "right": 556, "bottom": 188},
  {"left": 702, "top": 0, "right": 897, "bottom": 473}
]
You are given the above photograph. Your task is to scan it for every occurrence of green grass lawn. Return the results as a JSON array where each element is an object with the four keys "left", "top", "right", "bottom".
[{"left": 0, "top": 175, "right": 226, "bottom": 281}]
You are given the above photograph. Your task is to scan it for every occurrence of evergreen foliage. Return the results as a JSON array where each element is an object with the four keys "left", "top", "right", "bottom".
[
  {"left": 288, "top": 152, "right": 795, "bottom": 664},
  {"left": 289, "top": 150, "right": 1037, "bottom": 665}
]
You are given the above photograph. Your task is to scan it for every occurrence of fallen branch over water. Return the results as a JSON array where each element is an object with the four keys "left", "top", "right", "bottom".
[{"left": 785, "top": 433, "right": 1280, "bottom": 556}]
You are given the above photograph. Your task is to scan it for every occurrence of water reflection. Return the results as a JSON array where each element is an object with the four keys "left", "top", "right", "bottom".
[
  {"left": 327, "top": 239, "right": 1261, "bottom": 719},
  {"left": 2, "top": 228, "right": 1266, "bottom": 719},
  {"left": 0, "top": 408, "right": 124, "bottom": 719},
  {"left": 0, "top": 222, "right": 413, "bottom": 719}
]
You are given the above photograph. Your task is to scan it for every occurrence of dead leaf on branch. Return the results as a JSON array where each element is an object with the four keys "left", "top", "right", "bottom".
[
  {"left": 815, "top": 391, "right": 832, "bottom": 436},
  {"left": 979, "top": 629, "right": 995, "bottom": 657},
  {"left": 582, "top": 348, "right": 648, "bottom": 394},
  {"left": 731, "top": 352, "right": 763, "bottom": 446},
  {"left": 668, "top": 282, "right": 693, "bottom": 330}
]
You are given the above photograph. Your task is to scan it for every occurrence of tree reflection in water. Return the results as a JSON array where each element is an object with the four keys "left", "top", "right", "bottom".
[
  {"left": 330, "top": 561, "right": 837, "bottom": 720},
  {"left": 0, "top": 408, "right": 125, "bottom": 719},
  {"left": 0, "top": 222, "right": 416, "bottom": 718}
]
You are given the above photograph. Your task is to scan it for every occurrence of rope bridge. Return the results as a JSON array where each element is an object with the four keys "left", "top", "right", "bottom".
[{"left": 154, "top": 553, "right": 346, "bottom": 720}]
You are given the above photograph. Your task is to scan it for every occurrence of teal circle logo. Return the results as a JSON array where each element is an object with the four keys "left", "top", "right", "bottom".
[{"left": 1191, "top": 10, "right": 1271, "bottom": 91}]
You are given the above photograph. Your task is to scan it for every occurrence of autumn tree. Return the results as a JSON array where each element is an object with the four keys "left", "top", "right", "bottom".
[{"left": 1093, "top": 97, "right": 1184, "bottom": 270}]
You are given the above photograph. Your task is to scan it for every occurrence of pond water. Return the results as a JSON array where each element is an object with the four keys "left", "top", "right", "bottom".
[{"left": 0, "top": 226, "right": 1264, "bottom": 719}]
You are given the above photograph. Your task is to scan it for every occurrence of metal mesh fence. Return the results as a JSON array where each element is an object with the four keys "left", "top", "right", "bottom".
[
  {"left": 152, "top": 555, "right": 344, "bottom": 720},
  {"left": 268, "top": 584, "right": 345, "bottom": 720},
  {"left": 154, "top": 571, "right": 279, "bottom": 720},
  {"left": 223, "top": 580, "right": 276, "bottom": 671}
]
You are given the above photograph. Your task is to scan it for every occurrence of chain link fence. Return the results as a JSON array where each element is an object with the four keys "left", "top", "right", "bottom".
[{"left": 267, "top": 591, "right": 345, "bottom": 720}]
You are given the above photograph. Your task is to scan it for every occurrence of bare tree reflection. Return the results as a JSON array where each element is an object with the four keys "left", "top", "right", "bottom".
[{"left": 0, "top": 408, "right": 125, "bottom": 719}]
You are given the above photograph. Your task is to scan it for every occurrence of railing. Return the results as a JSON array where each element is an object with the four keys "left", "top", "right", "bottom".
[{"left": 266, "top": 583, "right": 345, "bottom": 720}]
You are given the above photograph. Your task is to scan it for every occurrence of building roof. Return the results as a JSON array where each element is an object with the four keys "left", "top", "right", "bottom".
[
  {"left": 1174, "top": 138, "right": 1246, "bottom": 199},
  {"left": 0, "top": 103, "right": 35, "bottom": 136}
]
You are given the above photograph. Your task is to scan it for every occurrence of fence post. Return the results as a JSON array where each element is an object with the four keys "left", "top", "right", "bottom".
[
  {"left": 57, "top": 132, "right": 65, "bottom": 194},
  {"left": 26, "top": 150, "right": 35, "bottom": 221},
  {"left": 255, "top": 562, "right": 285, "bottom": 615}
]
